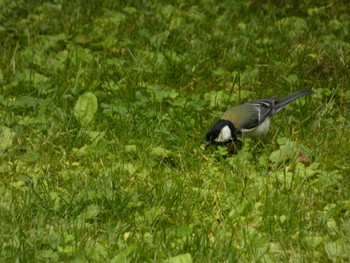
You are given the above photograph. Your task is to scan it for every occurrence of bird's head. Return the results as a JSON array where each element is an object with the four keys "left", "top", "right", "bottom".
[{"left": 205, "top": 120, "right": 236, "bottom": 148}]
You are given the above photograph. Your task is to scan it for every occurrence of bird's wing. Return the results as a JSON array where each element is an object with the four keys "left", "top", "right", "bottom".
[
  {"left": 221, "top": 98, "right": 278, "bottom": 131},
  {"left": 244, "top": 98, "right": 279, "bottom": 129}
]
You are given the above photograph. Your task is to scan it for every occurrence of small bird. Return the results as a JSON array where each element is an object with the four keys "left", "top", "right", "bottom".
[{"left": 205, "top": 89, "right": 311, "bottom": 148}]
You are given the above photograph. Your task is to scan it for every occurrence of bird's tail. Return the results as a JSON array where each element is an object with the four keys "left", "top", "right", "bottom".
[{"left": 273, "top": 89, "right": 310, "bottom": 113}]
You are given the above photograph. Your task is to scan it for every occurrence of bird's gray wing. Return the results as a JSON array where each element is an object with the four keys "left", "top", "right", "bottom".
[
  {"left": 243, "top": 98, "right": 278, "bottom": 129},
  {"left": 221, "top": 98, "right": 278, "bottom": 131}
]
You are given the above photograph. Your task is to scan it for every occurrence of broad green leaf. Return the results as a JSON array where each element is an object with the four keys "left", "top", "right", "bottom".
[
  {"left": 123, "top": 6, "right": 137, "bottom": 15},
  {"left": 212, "top": 68, "right": 230, "bottom": 76},
  {"left": 150, "top": 30, "right": 170, "bottom": 49},
  {"left": 83, "top": 130, "right": 106, "bottom": 143},
  {"left": 123, "top": 163, "right": 137, "bottom": 174},
  {"left": 33, "top": 72, "right": 48, "bottom": 84},
  {"left": 11, "top": 96, "right": 40, "bottom": 108},
  {"left": 76, "top": 204, "right": 100, "bottom": 227},
  {"left": 36, "top": 249, "right": 59, "bottom": 261},
  {"left": 85, "top": 204, "right": 100, "bottom": 220},
  {"left": 105, "top": 10, "right": 127, "bottom": 25},
  {"left": 277, "top": 17, "right": 308, "bottom": 38},
  {"left": 146, "top": 84, "right": 178, "bottom": 102},
  {"left": 166, "top": 253, "right": 193, "bottom": 263},
  {"left": 151, "top": 146, "right": 169, "bottom": 157},
  {"left": 0, "top": 125, "right": 14, "bottom": 153},
  {"left": 325, "top": 239, "right": 348, "bottom": 260},
  {"left": 110, "top": 244, "right": 136, "bottom": 263},
  {"left": 17, "top": 115, "right": 48, "bottom": 126},
  {"left": 284, "top": 74, "right": 298, "bottom": 84},
  {"left": 73, "top": 92, "right": 98, "bottom": 126},
  {"left": 125, "top": 144, "right": 137, "bottom": 152},
  {"left": 161, "top": 4, "right": 174, "bottom": 18},
  {"left": 269, "top": 139, "right": 304, "bottom": 165},
  {"left": 18, "top": 151, "right": 40, "bottom": 163}
]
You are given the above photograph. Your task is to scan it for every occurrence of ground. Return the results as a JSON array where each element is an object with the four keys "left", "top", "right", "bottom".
[{"left": 0, "top": 0, "right": 349, "bottom": 262}]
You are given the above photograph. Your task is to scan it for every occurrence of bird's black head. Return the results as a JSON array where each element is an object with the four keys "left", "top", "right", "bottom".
[{"left": 205, "top": 120, "right": 236, "bottom": 148}]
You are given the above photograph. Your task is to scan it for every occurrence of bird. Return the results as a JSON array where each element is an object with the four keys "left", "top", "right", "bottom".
[{"left": 205, "top": 89, "right": 311, "bottom": 148}]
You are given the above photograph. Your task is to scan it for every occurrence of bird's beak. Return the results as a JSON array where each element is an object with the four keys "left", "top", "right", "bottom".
[{"left": 205, "top": 141, "right": 211, "bottom": 149}]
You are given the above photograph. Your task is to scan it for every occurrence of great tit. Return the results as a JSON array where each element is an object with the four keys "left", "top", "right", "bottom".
[{"left": 205, "top": 89, "right": 310, "bottom": 148}]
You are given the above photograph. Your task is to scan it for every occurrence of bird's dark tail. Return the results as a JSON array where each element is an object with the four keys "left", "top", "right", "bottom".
[{"left": 273, "top": 89, "right": 311, "bottom": 113}]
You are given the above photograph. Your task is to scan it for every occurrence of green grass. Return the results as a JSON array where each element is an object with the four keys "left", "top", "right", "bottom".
[{"left": 1, "top": 0, "right": 350, "bottom": 262}]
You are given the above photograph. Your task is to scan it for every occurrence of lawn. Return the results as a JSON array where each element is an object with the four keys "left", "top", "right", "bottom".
[{"left": 1, "top": 0, "right": 349, "bottom": 262}]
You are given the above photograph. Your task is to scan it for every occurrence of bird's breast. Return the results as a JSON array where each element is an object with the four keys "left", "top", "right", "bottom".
[{"left": 241, "top": 118, "right": 271, "bottom": 138}]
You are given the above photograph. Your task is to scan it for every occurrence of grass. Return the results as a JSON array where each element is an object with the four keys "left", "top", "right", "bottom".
[{"left": 1, "top": 0, "right": 349, "bottom": 262}]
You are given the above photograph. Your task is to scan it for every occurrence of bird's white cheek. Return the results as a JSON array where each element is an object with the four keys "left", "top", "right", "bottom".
[{"left": 215, "top": 125, "right": 232, "bottom": 142}]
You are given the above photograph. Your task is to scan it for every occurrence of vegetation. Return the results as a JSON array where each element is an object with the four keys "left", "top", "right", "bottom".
[{"left": 1, "top": 0, "right": 349, "bottom": 262}]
